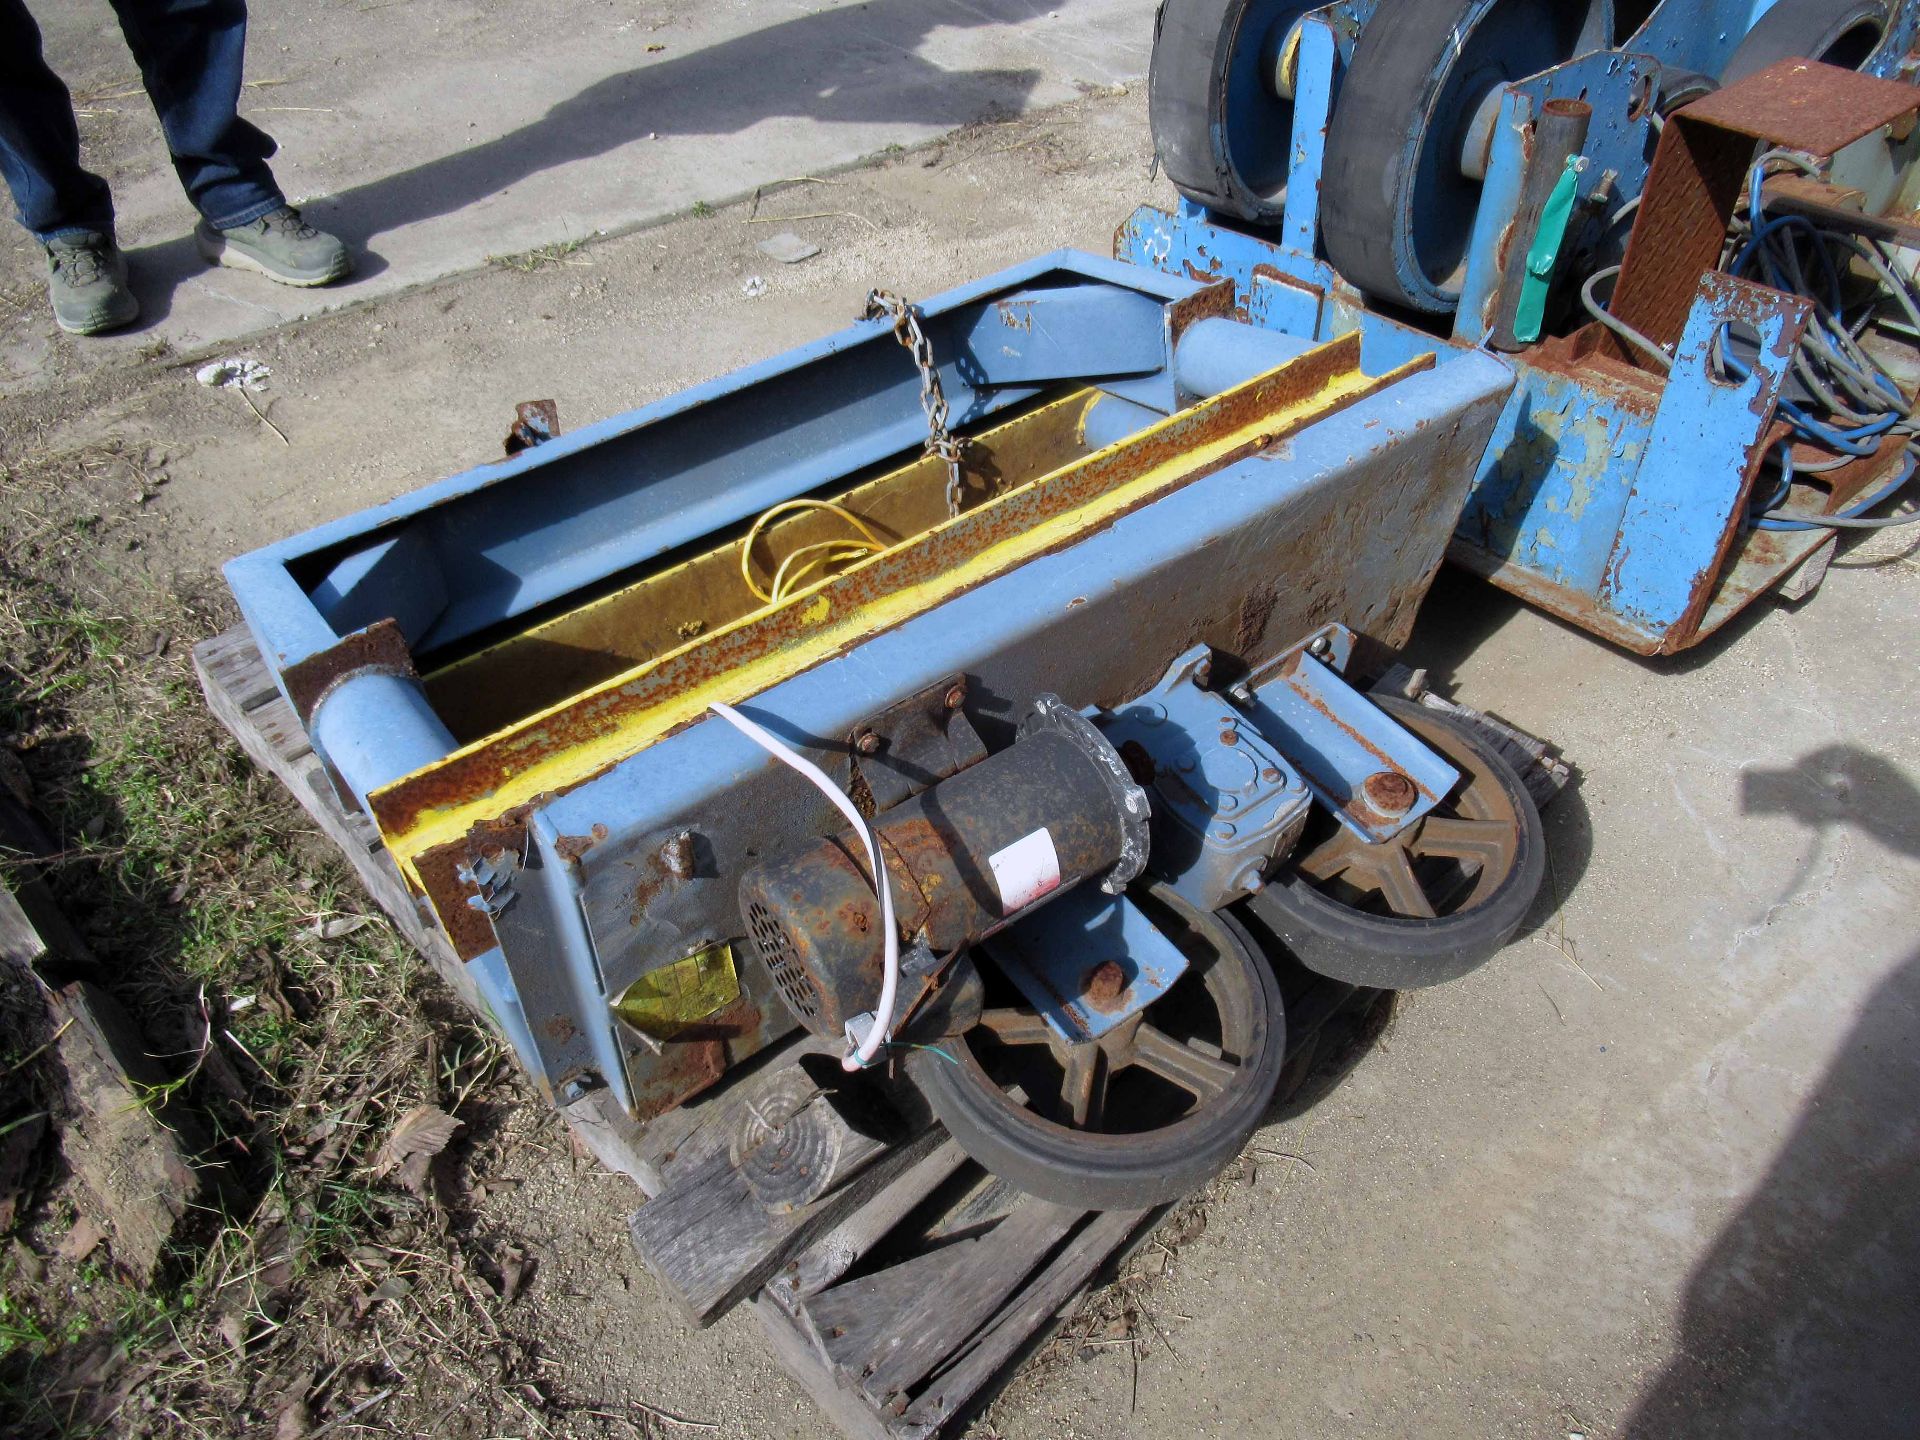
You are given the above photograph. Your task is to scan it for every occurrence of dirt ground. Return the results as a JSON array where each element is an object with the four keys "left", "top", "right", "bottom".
[{"left": 3, "top": 56, "right": 1919, "bottom": 1440}]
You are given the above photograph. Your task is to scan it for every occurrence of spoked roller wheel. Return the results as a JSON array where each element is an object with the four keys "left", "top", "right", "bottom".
[
  {"left": 1319, "top": 0, "right": 1600, "bottom": 313},
  {"left": 1248, "top": 697, "right": 1545, "bottom": 989},
  {"left": 1720, "top": 0, "right": 1893, "bottom": 85},
  {"left": 907, "top": 883, "right": 1286, "bottom": 1209},
  {"left": 1149, "top": 0, "right": 1329, "bottom": 223}
]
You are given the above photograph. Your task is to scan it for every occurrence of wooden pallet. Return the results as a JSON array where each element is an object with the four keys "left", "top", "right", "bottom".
[
  {"left": 191, "top": 628, "right": 1248, "bottom": 1434},
  {"left": 194, "top": 625, "right": 1548, "bottom": 1439}
]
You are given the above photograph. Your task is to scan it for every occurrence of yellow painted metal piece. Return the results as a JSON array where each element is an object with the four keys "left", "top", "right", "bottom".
[
  {"left": 422, "top": 390, "right": 1098, "bottom": 741},
  {"left": 610, "top": 943, "right": 741, "bottom": 1040},
  {"left": 373, "top": 334, "right": 1416, "bottom": 880}
]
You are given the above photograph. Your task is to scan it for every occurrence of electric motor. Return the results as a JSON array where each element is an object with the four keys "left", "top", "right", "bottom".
[{"left": 738, "top": 696, "right": 1149, "bottom": 1037}]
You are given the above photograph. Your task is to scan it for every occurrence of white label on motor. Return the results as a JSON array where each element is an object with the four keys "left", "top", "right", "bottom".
[{"left": 987, "top": 827, "right": 1061, "bottom": 912}]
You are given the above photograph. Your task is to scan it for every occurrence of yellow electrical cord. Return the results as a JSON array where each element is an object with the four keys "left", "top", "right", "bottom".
[
  {"left": 769, "top": 539, "right": 883, "bottom": 603},
  {"left": 739, "top": 499, "right": 889, "bottom": 602}
]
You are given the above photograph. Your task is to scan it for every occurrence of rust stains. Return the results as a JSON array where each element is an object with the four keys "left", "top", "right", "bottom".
[
  {"left": 553, "top": 821, "right": 610, "bottom": 865},
  {"left": 1362, "top": 770, "right": 1417, "bottom": 816},
  {"left": 1082, "top": 959, "right": 1128, "bottom": 1012},
  {"left": 1611, "top": 60, "right": 1917, "bottom": 350},
  {"left": 413, "top": 838, "right": 502, "bottom": 961},
  {"left": 281, "top": 617, "right": 416, "bottom": 723},
  {"left": 995, "top": 299, "right": 1035, "bottom": 332},
  {"left": 1234, "top": 582, "right": 1281, "bottom": 657}
]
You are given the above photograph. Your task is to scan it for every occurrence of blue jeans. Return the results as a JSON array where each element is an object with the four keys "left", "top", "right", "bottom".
[{"left": 0, "top": 0, "right": 284, "bottom": 243}]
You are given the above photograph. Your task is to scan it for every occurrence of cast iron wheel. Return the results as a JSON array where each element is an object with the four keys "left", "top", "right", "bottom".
[
  {"left": 1149, "top": 0, "right": 1326, "bottom": 223},
  {"left": 1248, "top": 697, "right": 1545, "bottom": 989},
  {"left": 1720, "top": 0, "right": 1891, "bottom": 86},
  {"left": 908, "top": 883, "right": 1286, "bottom": 1209},
  {"left": 1319, "top": 0, "right": 1597, "bottom": 313}
]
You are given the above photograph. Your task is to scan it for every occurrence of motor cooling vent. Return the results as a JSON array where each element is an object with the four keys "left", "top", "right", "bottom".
[{"left": 746, "top": 899, "right": 821, "bottom": 1019}]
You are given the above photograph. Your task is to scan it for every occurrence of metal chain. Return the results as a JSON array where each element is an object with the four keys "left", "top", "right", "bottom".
[{"left": 865, "top": 288, "right": 968, "bottom": 516}]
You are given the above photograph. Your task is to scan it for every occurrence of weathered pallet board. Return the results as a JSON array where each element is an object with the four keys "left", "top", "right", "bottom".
[
  {"left": 3, "top": 799, "right": 235, "bottom": 1277},
  {"left": 627, "top": 1090, "right": 949, "bottom": 1326},
  {"left": 750, "top": 1161, "right": 1161, "bottom": 1438},
  {"left": 193, "top": 628, "right": 663, "bottom": 1176},
  {"left": 193, "top": 627, "right": 468, "bottom": 1002}
]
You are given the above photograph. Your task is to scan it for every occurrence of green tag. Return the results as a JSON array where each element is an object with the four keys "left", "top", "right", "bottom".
[{"left": 1513, "top": 154, "right": 1588, "bottom": 345}]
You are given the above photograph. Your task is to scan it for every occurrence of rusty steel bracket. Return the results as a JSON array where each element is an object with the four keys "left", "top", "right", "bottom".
[
  {"left": 280, "top": 617, "right": 417, "bottom": 724},
  {"left": 1609, "top": 58, "right": 1920, "bottom": 355},
  {"left": 843, "top": 673, "right": 988, "bottom": 817},
  {"left": 503, "top": 399, "right": 560, "bottom": 457},
  {"left": 1163, "top": 279, "right": 1240, "bottom": 408}
]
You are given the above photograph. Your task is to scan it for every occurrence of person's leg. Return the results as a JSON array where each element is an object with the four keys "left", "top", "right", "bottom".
[
  {"left": 105, "top": 0, "right": 283, "bottom": 229},
  {"left": 0, "top": 1, "right": 140, "bottom": 334},
  {"left": 0, "top": 0, "right": 117, "bottom": 240},
  {"left": 109, "top": 0, "right": 350, "bottom": 285}
]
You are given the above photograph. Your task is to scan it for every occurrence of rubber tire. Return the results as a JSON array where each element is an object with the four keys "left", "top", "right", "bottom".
[
  {"left": 1248, "top": 698, "right": 1546, "bottom": 990},
  {"left": 909, "top": 892, "right": 1286, "bottom": 1210},
  {"left": 1318, "top": 0, "right": 1590, "bottom": 313},
  {"left": 1720, "top": 0, "right": 1891, "bottom": 86},
  {"left": 1149, "top": 0, "right": 1320, "bottom": 222}
]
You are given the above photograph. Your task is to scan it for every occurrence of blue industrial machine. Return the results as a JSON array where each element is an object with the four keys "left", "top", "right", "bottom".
[
  {"left": 1135, "top": 0, "right": 1920, "bottom": 652},
  {"left": 224, "top": 0, "right": 1919, "bottom": 1210},
  {"left": 225, "top": 253, "right": 1548, "bottom": 1207}
]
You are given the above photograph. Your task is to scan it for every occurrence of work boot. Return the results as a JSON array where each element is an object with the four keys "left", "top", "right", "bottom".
[
  {"left": 195, "top": 206, "right": 352, "bottom": 287},
  {"left": 44, "top": 232, "right": 139, "bottom": 336}
]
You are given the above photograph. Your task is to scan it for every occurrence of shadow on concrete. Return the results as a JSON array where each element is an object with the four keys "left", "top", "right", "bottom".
[
  {"left": 1625, "top": 748, "right": 1920, "bottom": 1438},
  {"left": 1741, "top": 744, "right": 1920, "bottom": 861},
  {"left": 1623, "top": 947, "right": 1920, "bottom": 1438},
  {"left": 1404, "top": 563, "right": 1534, "bottom": 678},
  {"left": 120, "top": 0, "right": 1055, "bottom": 325}
]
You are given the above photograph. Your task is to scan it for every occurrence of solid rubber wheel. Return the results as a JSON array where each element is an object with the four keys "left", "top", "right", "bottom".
[
  {"left": 1319, "top": 0, "right": 1593, "bottom": 313},
  {"left": 1720, "top": 0, "right": 1891, "bottom": 85},
  {"left": 909, "top": 883, "right": 1286, "bottom": 1209},
  {"left": 1149, "top": 0, "right": 1325, "bottom": 223},
  {"left": 1248, "top": 698, "right": 1546, "bottom": 989}
]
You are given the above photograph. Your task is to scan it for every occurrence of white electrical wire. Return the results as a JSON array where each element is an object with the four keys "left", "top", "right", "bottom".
[{"left": 708, "top": 700, "right": 898, "bottom": 1072}]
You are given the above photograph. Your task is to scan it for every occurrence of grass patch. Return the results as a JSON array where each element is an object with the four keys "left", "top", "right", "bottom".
[
  {"left": 0, "top": 443, "right": 547, "bottom": 1437},
  {"left": 486, "top": 237, "right": 590, "bottom": 273}
]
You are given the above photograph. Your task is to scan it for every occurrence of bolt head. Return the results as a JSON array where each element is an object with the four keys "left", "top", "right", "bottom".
[
  {"left": 944, "top": 683, "right": 968, "bottom": 710},
  {"left": 1308, "top": 635, "right": 1330, "bottom": 657},
  {"left": 661, "top": 830, "right": 696, "bottom": 879},
  {"left": 854, "top": 729, "right": 882, "bottom": 755},
  {"left": 1362, "top": 770, "right": 1418, "bottom": 816}
]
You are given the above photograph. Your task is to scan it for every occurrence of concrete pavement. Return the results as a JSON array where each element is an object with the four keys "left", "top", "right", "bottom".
[{"left": 3, "top": 0, "right": 1155, "bottom": 382}]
